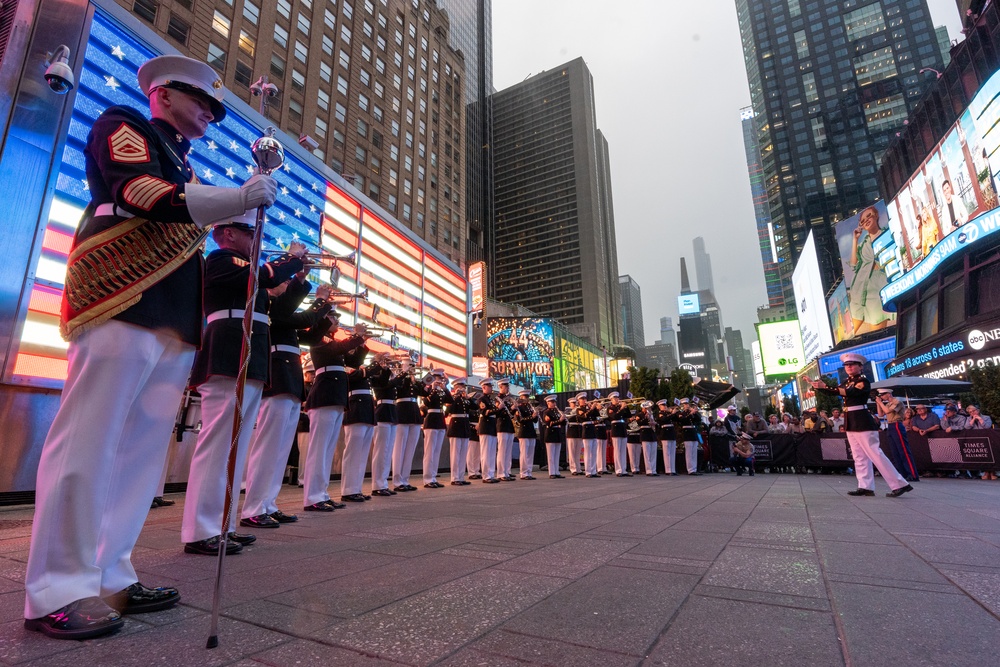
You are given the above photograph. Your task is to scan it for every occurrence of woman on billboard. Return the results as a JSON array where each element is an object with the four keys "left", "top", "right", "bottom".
[{"left": 847, "top": 205, "right": 892, "bottom": 335}]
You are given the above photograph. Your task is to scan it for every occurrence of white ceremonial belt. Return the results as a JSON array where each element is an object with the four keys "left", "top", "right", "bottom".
[
  {"left": 315, "top": 365, "right": 347, "bottom": 375},
  {"left": 449, "top": 413, "right": 469, "bottom": 418},
  {"left": 271, "top": 344, "right": 301, "bottom": 355},
  {"left": 377, "top": 399, "right": 395, "bottom": 405},
  {"left": 397, "top": 397, "right": 417, "bottom": 402},
  {"left": 350, "top": 389, "right": 372, "bottom": 396},
  {"left": 844, "top": 405, "right": 868, "bottom": 412},
  {"left": 611, "top": 420, "right": 625, "bottom": 424},
  {"left": 426, "top": 409, "right": 443, "bottom": 413},
  {"left": 581, "top": 421, "right": 594, "bottom": 425},
  {"left": 94, "top": 203, "right": 130, "bottom": 217},
  {"left": 207, "top": 309, "right": 269, "bottom": 325}
]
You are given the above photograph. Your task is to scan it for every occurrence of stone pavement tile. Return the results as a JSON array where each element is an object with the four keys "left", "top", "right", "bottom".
[
  {"left": 554, "top": 508, "right": 635, "bottom": 526},
  {"left": 612, "top": 553, "right": 713, "bottom": 577},
  {"left": 733, "top": 521, "right": 813, "bottom": 545},
  {"left": 436, "top": 629, "right": 640, "bottom": 667},
  {"left": 17, "top": 616, "right": 291, "bottom": 667},
  {"left": 488, "top": 520, "right": 595, "bottom": 546},
  {"left": 346, "top": 516, "right": 474, "bottom": 538},
  {"left": 830, "top": 581, "right": 1000, "bottom": 666},
  {"left": 973, "top": 532, "right": 1000, "bottom": 549},
  {"left": 817, "top": 541, "right": 952, "bottom": 585},
  {"left": 0, "top": 558, "right": 25, "bottom": 585},
  {"left": 0, "top": 576, "right": 20, "bottom": 596},
  {"left": 865, "top": 511, "right": 956, "bottom": 533},
  {"left": 310, "top": 569, "right": 567, "bottom": 666},
  {"left": 355, "top": 526, "right": 497, "bottom": 557},
  {"left": 223, "top": 599, "right": 342, "bottom": 636},
  {"left": 0, "top": 537, "right": 31, "bottom": 556},
  {"left": 493, "top": 537, "right": 637, "bottom": 580},
  {"left": 690, "top": 501, "right": 754, "bottom": 517},
  {"left": 747, "top": 507, "right": 810, "bottom": 523},
  {"left": 825, "top": 572, "right": 961, "bottom": 595},
  {"left": 645, "top": 501, "right": 711, "bottom": 517},
  {"left": 644, "top": 596, "right": 843, "bottom": 667},
  {"left": 561, "top": 493, "right": 644, "bottom": 510},
  {"left": 694, "top": 583, "right": 831, "bottom": 612},
  {"left": 581, "top": 514, "right": 684, "bottom": 539},
  {"left": 890, "top": 533, "right": 1000, "bottom": 568},
  {"left": 701, "top": 546, "right": 826, "bottom": 599},
  {"left": 937, "top": 568, "right": 1000, "bottom": 617},
  {"left": 270, "top": 552, "right": 491, "bottom": 618},
  {"left": 0, "top": 618, "right": 81, "bottom": 665},
  {"left": 244, "top": 639, "right": 405, "bottom": 666},
  {"left": 501, "top": 565, "right": 698, "bottom": 654},
  {"left": 810, "top": 521, "right": 898, "bottom": 545},
  {"left": 670, "top": 513, "right": 746, "bottom": 534},
  {"left": 466, "top": 509, "right": 576, "bottom": 530},
  {"left": 627, "top": 529, "right": 731, "bottom": 561}
]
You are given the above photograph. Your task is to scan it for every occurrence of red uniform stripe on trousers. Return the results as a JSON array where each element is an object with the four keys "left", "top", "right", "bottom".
[{"left": 893, "top": 422, "right": 918, "bottom": 478}]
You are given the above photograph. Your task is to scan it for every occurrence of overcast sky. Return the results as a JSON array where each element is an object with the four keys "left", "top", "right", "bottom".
[{"left": 492, "top": 0, "right": 965, "bottom": 350}]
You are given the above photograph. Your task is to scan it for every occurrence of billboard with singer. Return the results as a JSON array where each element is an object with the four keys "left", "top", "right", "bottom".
[
  {"left": 486, "top": 318, "right": 554, "bottom": 394},
  {"left": 833, "top": 202, "right": 895, "bottom": 341}
]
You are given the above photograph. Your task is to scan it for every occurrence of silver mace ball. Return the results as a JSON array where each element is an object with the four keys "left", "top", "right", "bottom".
[{"left": 252, "top": 127, "right": 284, "bottom": 176}]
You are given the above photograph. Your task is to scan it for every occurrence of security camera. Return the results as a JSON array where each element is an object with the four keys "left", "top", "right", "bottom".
[
  {"left": 44, "top": 45, "right": 74, "bottom": 94},
  {"left": 262, "top": 82, "right": 278, "bottom": 97},
  {"left": 298, "top": 134, "right": 320, "bottom": 151},
  {"left": 250, "top": 77, "right": 278, "bottom": 98}
]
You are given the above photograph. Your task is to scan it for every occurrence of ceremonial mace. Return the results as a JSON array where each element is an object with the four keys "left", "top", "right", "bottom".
[{"left": 206, "top": 127, "right": 284, "bottom": 650}]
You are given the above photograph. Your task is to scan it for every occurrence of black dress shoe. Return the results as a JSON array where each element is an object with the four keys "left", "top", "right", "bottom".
[
  {"left": 886, "top": 484, "right": 914, "bottom": 498},
  {"left": 521, "top": 475, "right": 536, "bottom": 480},
  {"left": 150, "top": 496, "right": 175, "bottom": 508},
  {"left": 549, "top": 474, "right": 564, "bottom": 479},
  {"left": 324, "top": 499, "right": 347, "bottom": 509},
  {"left": 571, "top": 472, "right": 585, "bottom": 476},
  {"left": 387, "top": 488, "right": 398, "bottom": 494},
  {"left": 371, "top": 488, "right": 394, "bottom": 497},
  {"left": 304, "top": 502, "right": 335, "bottom": 512},
  {"left": 341, "top": 493, "right": 367, "bottom": 502},
  {"left": 393, "top": 485, "right": 410, "bottom": 492},
  {"left": 616, "top": 473, "right": 625, "bottom": 477},
  {"left": 450, "top": 481, "right": 465, "bottom": 486},
  {"left": 270, "top": 510, "right": 299, "bottom": 523},
  {"left": 501, "top": 475, "right": 516, "bottom": 481},
  {"left": 468, "top": 474, "right": 482, "bottom": 480},
  {"left": 240, "top": 513, "right": 280, "bottom": 529},
  {"left": 647, "top": 473, "right": 660, "bottom": 477},
  {"left": 184, "top": 536, "right": 243, "bottom": 555},
  {"left": 460, "top": 480, "right": 472, "bottom": 485},
  {"left": 847, "top": 488, "right": 876, "bottom": 496},
  {"left": 688, "top": 472, "right": 703, "bottom": 476},
  {"left": 586, "top": 474, "right": 599, "bottom": 478},
  {"left": 227, "top": 531, "right": 256, "bottom": 545},
  {"left": 25, "top": 597, "right": 124, "bottom": 640},
  {"left": 108, "top": 582, "right": 180, "bottom": 615},
  {"left": 671, "top": 472, "right": 679, "bottom": 476},
  {"left": 623, "top": 472, "right": 634, "bottom": 477},
  {"left": 483, "top": 478, "right": 500, "bottom": 484}
]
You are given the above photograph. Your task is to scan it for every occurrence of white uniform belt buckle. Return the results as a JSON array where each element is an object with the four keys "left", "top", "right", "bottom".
[
  {"left": 377, "top": 399, "right": 395, "bottom": 405},
  {"left": 582, "top": 421, "right": 594, "bottom": 425},
  {"left": 271, "top": 344, "right": 301, "bottom": 355},
  {"left": 206, "top": 309, "right": 269, "bottom": 325},
  {"left": 844, "top": 405, "right": 867, "bottom": 412},
  {"left": 611, "top": 420, "right": 624, "bottom": 423},
  {"left": 450, "top": 413, "right": 468, "bottom": 418},
  {"left": 427, "top": 408, "right": 443, "bottom": 413},
  {"left": 349, "top": 389, "right": 372, "bottom": 396},
  {"left": 397, "top": 397, "right": 417, "bottom": 402},
  {"left": 315, "top": 365, "right": 347, "bottom": 375}
]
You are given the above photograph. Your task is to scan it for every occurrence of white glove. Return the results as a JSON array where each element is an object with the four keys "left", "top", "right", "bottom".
[{"left": 183, "top": 175, "right": 278, "bottom": 228}]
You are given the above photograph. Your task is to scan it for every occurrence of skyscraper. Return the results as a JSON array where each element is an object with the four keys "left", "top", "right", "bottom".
[
  {"left": 619, "top": 275, "right": 645, "bottom": 355},
  {"left": 692, "top": 237, "right": 715, "bottom": 294},
  {"left": 736, "top": 0, "right": 946, "bottom": 289},
  {"left": 491, "top": 58, "right": 621, "bottom": 349},
  {"left": 659, "top": 316, "right": 677, "bottom": 351}
]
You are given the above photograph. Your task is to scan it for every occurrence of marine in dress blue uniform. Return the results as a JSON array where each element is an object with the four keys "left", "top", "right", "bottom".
[
  {"left": 421, "top": 370, "right": 451, "bottom": 487},
  {"left": 341, "top": 342, "right": 376, "bottom": 501},
  {"left": 495, "top": 380, "right": 518, "bottom": 481},
  {"left": 446, "top": 379, "right": 474, "bottom": 484},
  {"left": 541, "top": 396, "right": 566, "bottom": 478},
  {"left": 606, "top": 393, "right": 631, "bottom": 476},
  {"left": 391, "top": 362, "right": 426, "bottom": 491},
  {"left": 369, "top": 353, "right": 403, "bottom": 496},
  {"left": 514, "top": 391, "right": 539, "bottom": 479},
  {"left": 656, "top": 401, "right": 679, "bottom": 475}
]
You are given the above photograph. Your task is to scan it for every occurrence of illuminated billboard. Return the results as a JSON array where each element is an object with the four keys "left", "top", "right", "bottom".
[
  {"left": 468, "top": 262, "right": 485, "bottom": 313},
  {"left": 554, "top": 335, "right": 601, "bottom": 392},
  {"left": 486, "top": 318, "right": 554, "bottom": 394},
  {"left": 8, "top": 10, "right": 468, "bottom": 386},
  {"left": 833, "top": 202, "right": 895, "bottom": 341},
  {"left": 756, "top": 320, "right": 805, "bottom": 379},
  {"left": 881, "top": 68, "right": 1000, "bottom": 308},
  {"left": 678, "top": 293, "right": 701, "bottom": 316},
  {"left": 791, "top": 232, "right": 834, "bottom": 361}
]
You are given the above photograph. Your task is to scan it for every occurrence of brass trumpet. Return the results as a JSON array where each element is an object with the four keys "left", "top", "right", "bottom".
[
  {"left": 362, "top": 323, "right": 397, "bottom": 337},
  {"left": 263, "top": 249, "right": 357, "bottom": 265},
  {"left": 329, "top": 288, "right": 369, "bottom": 302}
]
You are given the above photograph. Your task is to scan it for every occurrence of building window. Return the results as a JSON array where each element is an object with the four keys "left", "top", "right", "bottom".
[
  {"left": 337, "top": 76, "right": 349, "bottom": 96},
  {"left": 320, "top": 62, "right": 332, "bottom": 82},
  {"left": 167, "top": 15, "right": 190, "bottom": 45},
  {"left": 297, "top": 13, "right": 311, "bottom": 35},
  {"left": 358, "top": 118, "right": 368, "bottom": 137},
  {"left": 794, "top": 30, "right": 808, "bottom": 58},
  {"left": 234, "top": 61, "right": 252, "bottom": 87},
  {"left": 359, "top": 93, "right": 370, "bottom": 111},
  {"left": 243, "top": 1, "right": 260, "bottom": 25},
  {"left": 333, "top": 129, "right": 345, "bottom": 148},
  {"left": 270, "top": 53, "right": 286, "bottom": 79},
  {"left": 322, "top": 35, "right": 334, "bottom": 56},
  {"left": 291, "top": 69, "right": 306, "bottom": 93},
  {"left": 318, "top": 88, "right": 330, "bottom": 110},
  {"left": 843, "top": 3, "right": 886, "bottom": 41},
  {"left": 388, "top": 194, "right": 397, "bottom": 212},
  {"left": 212, "top": 11, "right": 231, "bottom": 39},
  {"left": 288, "top": 99, "right": 303, "bottom": 122},
  {"left": 864, "top": 93, "right": 907, "bottom": 131},
  {"left": 403, "top": 203, "right": 411, "bottom": 220},
  {"left": 239, "top": 30, "right": 255, "bottom": 57},
  {"left": 853, "top": 47, "right": 896, "bottom": 86},
  {"left": 275, "top": 25, "right": 289, "bottom": 49},
  {"left": 810, "top": 116, "right": 826, "bottom": 150},
  {"left": 339, "top": 49, "right": 351, "bottom": 69},
  {"left": 341, "top": 24, "right": 352, "bottom": 44},
  {"left": 294, "top": 40, "right": 308, "bottom": 63},
  {"left": 325, "top": 8, "right": 336, "bottom": 29},
  {"left": 344, "top": 1, "right": 354, "bottom": 19},
  {"left": 316, "top": 117, "right": 328, "bottom": 138},
  {"left": 802, "top": 72, "right": 818, "bottom": 103},
  {"left": 132, "top": 0, "right": 157, "bottom": 23},
  {"left": 277, "top": 0, "right": 291, "bottom": 20},
  {"left": 820, "top": 163, "right": 836, "bottom": 195},
  {"left": 207, "top": 43, "right": 227, "bottom": 72},
  {"left": 335, "top": 102, "right": 347, "bottom": 123},
  {"left": 389, "top": 169, "right": 398, "bottom": 186}
]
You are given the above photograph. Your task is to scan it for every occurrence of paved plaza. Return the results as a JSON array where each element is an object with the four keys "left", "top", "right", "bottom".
[{"left": 0, "top": 473, "right": 999, "bottom": 666}]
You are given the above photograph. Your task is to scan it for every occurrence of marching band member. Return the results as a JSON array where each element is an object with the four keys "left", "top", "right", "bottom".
[
  {"left": 181, "top": 216, "right": 306, "bottom": 555},
  {"left": 369, "top": 352, "right": 401, "bottom": 497},
  {"left": 302, "top": 318, "right": 366, "bottom": 511},
  {"left": 24, "top": 54, "right": 276, "bottom": 639},
  {"left": 595, "top": 407, "right": 609, "bottom": 474},
  {"left": 578, "top": 394, "right": 601, "bottom": 478},
  {"left": 446, "top": 378, "right": 473, "bottom": 485},
  {"left": 565, "top": 398, "right": 583, "bottom": 475},
  {"left": 606, "top": 392, "right": 630, "bottom": 476},
  {"left": 468, "top": 397, "right": 481, "bottom": 477},
  {"left": 477, "top": 379, "right": 501, "bottom": 483},
  {"left": 240, "top": 273, "right": 333, "bottom": 528},
  {"left": 340, "top": 342, "right": 375, "bottom": 502},
  {"left": 625, "top": 414, "right": 641, "bottom": 477},
  {"left": 638, "top": 401, "right": 660, "bottom": 476},
  {"left": 495, "top": 379, "right": 518, "bottom": 481},
  {"left": 657, "top": 400, "right": 679, "bottom": 475},
  {"left": 421, "top": 370, "right": 451, "bottom": 488},
  {"left": 515, "top": 390, "right": 539, "bottom": 480},
  {"left": 810, "top": 353, "right": 912, "bottom": 497},
  {"left": 678, "top": 399, "right": 703, "bottom": 476},
  {"left": 391, "top": 360, "right": 425, "bottom": 492},
  {"left": 541, "top": 396, "right": 566, "bottom": 479}
]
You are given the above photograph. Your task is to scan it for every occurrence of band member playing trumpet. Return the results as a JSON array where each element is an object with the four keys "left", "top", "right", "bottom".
[
  {"left": 391, "top": 359, "right": 424, "bottom": 492},
  {"left": 625, "top": 414, "right": 641, "bottom": 477},
  {"left": 577, "top": 394, "right": 601, "bottom": 478},
  {"left": 446, "top": 379, "right": 473, "bottom": 485},
  {"left": 515, "top": 390, "right": 539, "bottom": 479},
  {"left": 241, "top": 273, "right": 333, "bottom": 528},
  {"left": 638, "top": 401, "right": 659, "bottom": 476},
  {"left": 595, "top": 408, "right": 609, "bottom": 474},
  {"left": 606, "top": 392, "right": 631, "bottom": 476},
  {"left": 368, "top": 352, "right": 401, "bottom": 497},
  {"left": 302, "top": 318, "right": 367, "bottom": 511},
  {"left": 181, "top": 216, "right": 306, "bottom": 555},
  {"left": 340, "top": 342, "right": 375, "bottom": 503},
  {"left": 677, "top": 399, "right": 703, "bottom": 476},
  {"left": 495, "top": 379, "right": 517, "bottom": 481},
  {"left": 421, "top": 370, "right": 451, "bottom": 488},
  {"left": 565, "top": 398, "right": 582, "bottom": 475},
  {"left": 542, "top": 395, "right": 566, "bottom": 479},
  {"left": 657, "top": 400, "right": 679, "bottom": 475},
  {"left": 477, "top": 379, "right": 502, "bottom": 483}
]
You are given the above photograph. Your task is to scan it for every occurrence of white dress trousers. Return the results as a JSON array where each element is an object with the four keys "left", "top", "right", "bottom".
[
  {"left": 627, "top": 441, "right": 643, "bottom": 473},
  {"left": 848, "top": 430, "right": 908, "bottom": 491},
  {"left": 303, "top": 406, "right": 345, "bottom": 505},
  {"left": 496, "top": 432, "right": 515, "bottom": 478},
  {"left": 661, "top": 440, "right": 677, "bottom": 474},
  {"left": 519, "top": 438, "right": 536, "bottom": 477},
  {"left": 480, "top": 435, "right": 498, "bottom": 480},
  {"left": 684, "top": 438, "right": 699, "bottom": 474},
  {"left": 546, "top": 443, "right": 562, "bottom": 476},
  {"left": 370, "top": 423, "right": 396, "bottom": 492},
  {"left": 341, "top": 424, "right": 374, "bottom": 496},
  {"left": 642, "top": 441, "right": 658, "bottom": 474},
  {"left": 422, "top": 428, "right": 446, "bottom": 484},
  {"left": 567, "top": 438, "right": 583, "bottom": 474},
  {"left": 24, "top": 321, "right": 194, "bottom": 619},
  {"left": 449, "top": 437, "right": 469, "bottom": 482},
  {"left": 391, "top": 423, "right": 422, "bottom": 487},
  {"left": 467, "top": 437, "right": 482, "bottom": 475},
  {"left": 596, "top": 439, "right": 607, "bottom": 472},
  {"left": 243, "top": 394, "right": 300, "bottom": 518},
  {"left": 583, "top": 438, "right": 598, "bottom": 475},
  {"left": 612, "top": 437, "right": 628, "bottom": 475},
  {"left": 181, "top": 376, "right": 263, "bottom": 544}
]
